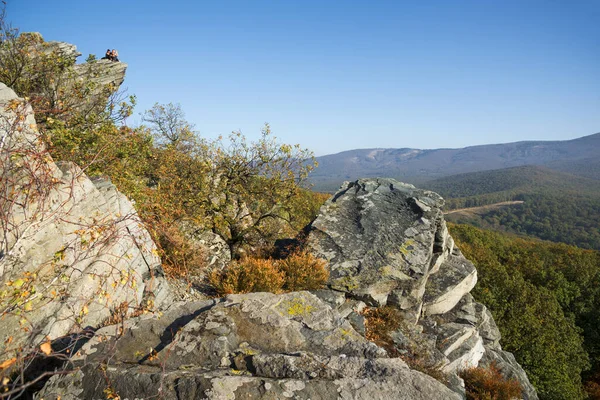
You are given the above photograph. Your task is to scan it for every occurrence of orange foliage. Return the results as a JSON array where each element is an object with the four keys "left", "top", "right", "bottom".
[
  {"left": 363, "top": 306, "right": 402, "bottom": 356},
  {"left": 209, "top": 257, "right": 285, "bottom": 295},
  {"left": 150, "top": 220, "right": 206, "bottom": 279},
  {"left": 585, "top": 374, "right": 600, "bottom": 400},
  {"left": 460, "top": 362, "right": 522, "bottom": 400},
  {"left": 278, "top": 251, "right": 329, "bottom": 291},
  {"left": 209, "top": 252, "right": 329, "bottom": 295}
]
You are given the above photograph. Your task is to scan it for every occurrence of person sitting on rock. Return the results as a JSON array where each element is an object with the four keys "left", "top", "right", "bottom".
[
  {"left": 111, "top": 49, "right": 119, "bottom": 62},
  {"left": 101, "top": 49, "right": 112, "bottom": 60}
]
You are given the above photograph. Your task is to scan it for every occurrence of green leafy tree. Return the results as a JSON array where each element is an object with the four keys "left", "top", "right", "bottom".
[
  {"left": 141, "top": 102, "right": 197, "bottom": 150},
  {"left": 450, "top": 224, "right": 598, "bottom": 400},
  {"left": 202, "top": 124, "right": 317, "bottom": 257}
]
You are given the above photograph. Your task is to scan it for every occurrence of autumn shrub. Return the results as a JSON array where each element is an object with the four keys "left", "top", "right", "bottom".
[
  {"left": 363, "top": 306, "right": 448, "bottom": 382},
  {"left": 363, "top": 306, "right": 402, "bottom": 356},
  {"left": 460, "top": 362, "right": 522, "bottom": 400},
  {"left": 152, "top": 221, "right": 206, "bottom": 279},
  {"left": 585, "top": 374, "right": 600, "bottom": 400},
  {"left": 209, "top": 252, "right": 329, "bottom": 295},
  {"left": 278, "top": 251, "right": 329, "bottom": 291},
  {"left": 208, "top": 257, "right": 285, "bottom": 295}
]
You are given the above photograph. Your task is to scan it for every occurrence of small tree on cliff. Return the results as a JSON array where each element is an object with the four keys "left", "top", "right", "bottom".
[
  {"left": 141, "top": 102, "right": 196, "bottom": 151},
  {"left": 139, "top": 103, "right": 318, "bottom": 259},
  {"left": 203, "top": 124, "right": 317, "bottom": 257}
]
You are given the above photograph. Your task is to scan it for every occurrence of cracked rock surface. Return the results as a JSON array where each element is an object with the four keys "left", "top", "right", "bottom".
[
  {"left": 305, "top": 178, "right": 538, "bottom": 399},
  {"left": 0, "top": 83, "right": 170, "bottom": 361},
  {"left": 36, "top": 292, "right": 461, "bottom": 400}
]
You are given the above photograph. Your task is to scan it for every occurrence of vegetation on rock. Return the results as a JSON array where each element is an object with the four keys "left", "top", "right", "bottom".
[
  {"left": 362, "top": 306, "right": 447, "bottom": 383},
  {"left": 0, "top": 7, "right": 327, "bottom": 396},
  {"left": 363, "top": 306, "right": 402, "bottom": 356},
  {"left": 1, "top": 5, "right": 325, "bottom": 274},
  {"left": 208, "top": 251, "right": 329, "bottom": 295},
  {"left": 459, "top": 362, "right": 523, "bottom": 400}
]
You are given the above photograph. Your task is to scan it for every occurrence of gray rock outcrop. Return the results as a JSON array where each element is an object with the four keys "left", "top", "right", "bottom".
[
  {"left": 37, "top": 292, "right": 461, "bottom": 400},
  {"left": 306, "top": 178, "right": 538, "bottom": 399},
  {"left": 30, "top": 36, "right": 126, "bottom": 87},
  {"left": 0, "top": 33, "right": 127, "bottom": 121},
  {"left": 42, "top": 38, "right": 127, "bottom": 91},
  {"left": 0, "top": 83, "right": 170, "bottom": 361}
]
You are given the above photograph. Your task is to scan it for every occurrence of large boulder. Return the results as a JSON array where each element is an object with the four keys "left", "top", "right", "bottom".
[
  {"left": 305, "top": 178, "right": 538, "bottom": 398},
  {"left": 0, "top": 83, "right": 170, "bottom": 361},
  {"left": 36, "top": 292, "right": 462, "bottom": 400},
  {"left": 306, "top": 178, "right": 472, "bottom": 313}
]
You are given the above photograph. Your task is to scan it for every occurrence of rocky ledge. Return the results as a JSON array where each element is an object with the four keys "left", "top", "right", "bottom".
[
  {"left": 37, "top": 292, "right": 461, "bottom": 400},
  {"left": 41, "top": 38, "right": 128, "bottom": 89}
]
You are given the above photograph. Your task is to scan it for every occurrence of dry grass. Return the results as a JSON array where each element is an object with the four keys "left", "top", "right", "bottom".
[
  {"left": 208, "top": 257, "right": 285, "bottom": 295},
  {"left": 362, "top": 306, "right": 448, "bottom": 382},
  {"left": 152, "top": 222, "right": 206, "bottom": 279},
  {"left": 363, "top": 306, "right": 402, "bottom": 356}
]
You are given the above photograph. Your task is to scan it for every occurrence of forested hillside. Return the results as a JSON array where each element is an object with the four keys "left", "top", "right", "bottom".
[
  {"left": 423, "top": 166, "right": 600, "bottom": 250},
  {"left": 424, "top": 165, "right": 600, "bottom": 202},
  {"left": 450, "top": 224, "right": 600, "bottom": 400}
]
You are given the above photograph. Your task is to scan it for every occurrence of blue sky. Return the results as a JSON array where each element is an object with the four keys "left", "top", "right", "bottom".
[{"left": 6, "top": 0, "right": 600, "bottom": 156}]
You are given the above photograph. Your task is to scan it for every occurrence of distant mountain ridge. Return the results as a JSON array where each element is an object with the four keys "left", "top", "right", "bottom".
[{"left": 310, "top": 132, "right": 600, "bottom": 191}]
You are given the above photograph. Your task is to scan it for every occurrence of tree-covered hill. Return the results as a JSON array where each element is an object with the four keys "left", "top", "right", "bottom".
[
  {"left": 423, "top": 165, "right": 600, "bottom": 201},
  {"left": 421, "top": 166, "right": 600, "bottom": 250},
  {"left": 450, "top": 224, "right": 600, "bottom": 400}
]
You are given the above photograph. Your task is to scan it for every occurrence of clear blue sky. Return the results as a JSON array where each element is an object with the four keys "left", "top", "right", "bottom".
[{"left": 6, "top": 0, "right": 600, "bottom": 156}]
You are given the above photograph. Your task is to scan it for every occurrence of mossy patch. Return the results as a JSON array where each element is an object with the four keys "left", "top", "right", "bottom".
[
  {"left": 332, "top": 275, "right": 360, "bottom": 291},
  {"left": 380, "top": 265, "right": 411, "bottom": 280},
  {"left": 279, "top": 297, "right": 315, "bottom": 317}
]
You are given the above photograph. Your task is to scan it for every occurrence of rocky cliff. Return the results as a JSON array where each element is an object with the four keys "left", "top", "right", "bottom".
[
  {"left": 33, "top": 178, "right": 538, "bottom": 399},
  {"left": 38, "top": 37, "right": 127, "bottom": 89},
  {"left": 0, "top": 33, "right": 127, "bottom": 123},
  {"left": 305, "top": 179, "right": 538, "bottom": 398},
  {"left": 0, "top": 83, "right": 170, "bottom": 364}
]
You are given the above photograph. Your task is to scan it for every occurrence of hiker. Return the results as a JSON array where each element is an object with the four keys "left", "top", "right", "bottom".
[
  {"left": 111, "top": 49, "right": 119, "bottom": 62},
  {"left": 101, "top": 49, "right": 111, "bottom": 60}
]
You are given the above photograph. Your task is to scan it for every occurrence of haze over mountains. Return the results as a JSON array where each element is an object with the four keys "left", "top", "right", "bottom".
[{"left": 310, "top": 132, "right": 600, "bottom": 192}]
